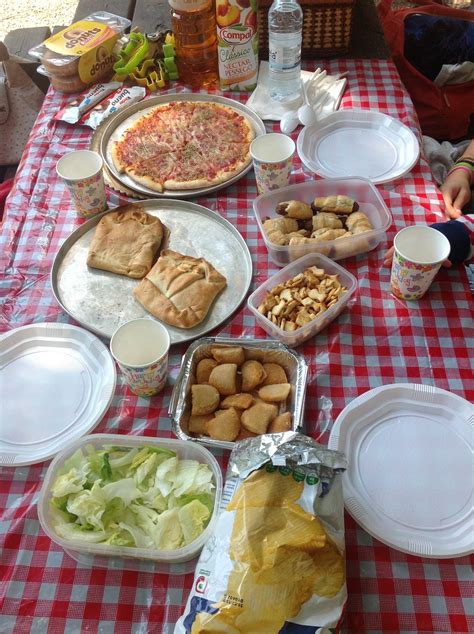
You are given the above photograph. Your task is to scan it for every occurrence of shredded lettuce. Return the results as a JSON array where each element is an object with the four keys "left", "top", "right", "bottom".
[{"left": 50, "top": 445, "right": 215, "bottom": 551}]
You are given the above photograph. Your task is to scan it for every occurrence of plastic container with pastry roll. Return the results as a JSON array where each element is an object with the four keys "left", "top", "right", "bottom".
[
  {"left": 29, "top": 12, "right": 131, "bottom": 93},
  {"left": 253, "top": 177, "right": 392, "bottom": 266}
]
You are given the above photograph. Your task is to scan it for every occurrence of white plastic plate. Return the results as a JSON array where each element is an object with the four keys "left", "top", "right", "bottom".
[
  {"left": 328, "top": 383, "right": 473, "bottom": 558},
  {"left": 297, "top": 109, "right": 420, "bottom": 184},
  {"left": 0, "top": 323, "right": 116, "bottom": 466}
]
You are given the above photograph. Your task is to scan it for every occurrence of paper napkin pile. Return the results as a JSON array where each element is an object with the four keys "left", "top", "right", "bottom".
[{"left": 247, "top": 61, "right": 347, "bottom": 122}]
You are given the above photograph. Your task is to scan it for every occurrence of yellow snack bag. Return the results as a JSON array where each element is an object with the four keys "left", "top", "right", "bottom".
[{"left": 175, "top": 432, "right": 348, "bottom": 633}]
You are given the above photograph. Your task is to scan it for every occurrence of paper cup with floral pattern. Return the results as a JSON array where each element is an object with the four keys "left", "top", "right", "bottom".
[
  {"left": 110, "top": 318, "right": 170, "bottom": 397},
  {"left": 390, "top": 225, "right": 450, "bottom": 300},
  {"left": 56, "top": 150, "right": 108, "bottom": 218},
  {"left": 250, "top": 133, "right": 295, "bottom": 195}
]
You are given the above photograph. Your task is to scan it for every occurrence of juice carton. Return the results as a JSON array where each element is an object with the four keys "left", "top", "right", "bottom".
[{"left": 216, "top": 0, "right": 259, "bottom": 91}]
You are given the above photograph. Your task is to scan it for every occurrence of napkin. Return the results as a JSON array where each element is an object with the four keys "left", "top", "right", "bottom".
[{"left": 246, "top": 61, "right": 347, "bottom": 122}]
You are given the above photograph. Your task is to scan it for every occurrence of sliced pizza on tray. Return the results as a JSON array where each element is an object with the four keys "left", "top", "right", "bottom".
[{"left": 111, "top": 101, "right": 255, "bottom": 193}]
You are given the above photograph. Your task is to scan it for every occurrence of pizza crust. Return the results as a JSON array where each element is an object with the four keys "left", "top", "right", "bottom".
[
  {"left": 87, "top": 205, "right": 164, "bottom": 279},
  {"left": 125, "top": 168, "right": 165, "bottom": 193},
  {"left": 133, "top": 249, "right": 227, "bottom": 328}
]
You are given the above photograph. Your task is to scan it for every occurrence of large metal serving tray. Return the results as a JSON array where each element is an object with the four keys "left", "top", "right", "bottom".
[
  {"left": 100, "top": 92, "right": 266, "bottom": 199},
  {"left": 51, "top": 200, "right": 253, "bottom": 344}
]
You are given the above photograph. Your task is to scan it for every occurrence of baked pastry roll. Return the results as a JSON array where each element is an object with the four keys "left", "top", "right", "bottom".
[
  {"left": 276, "top": 200, "right": 313, "bottom": 220},
  {"left": 191, "top": 384, "right": 220, "bottom": 416},
  {"left": 206, "top": 408, "right": 241, "bottom": 442},
  {"left": 268, "top": 412, "right": 292, "bottom": 433},
  {"left": 211, "top": 346, "right": 245, "bottom": 366},
  {"left": 258, "top": 383, "right": 291, "bottom": 402},
  {"left": 345, "top": 211, "right": 372, "bottom": 233},
  {"left": 208, "top": 363, "right": 238, "bottom": 396},
  {"left": 261, "top": 363, "right": 288, "bottom": 386},
  {"left": 196, "top": 358, "right": 218, "bottom": 384},
  {"left": 133, "top": 249, "right": 227, "bottom": 329},
  {"left": 220, "top": 393, "right": 254, "bottom": 410},
  {"left": 311, "top": 228, "right": 349, "bottom": 241},
  {"left": 241, "top": 402, "right": 278, "bottom": 434},
  {"left": 241, "top": 360, "right": 267, "bottom": 392},
  {"left": 263, "top": 217, "right": 300, "bottom": 245},
  {"left": 312, "top": 195, "right": 359, "bottom": 215},
  {"left": 87, "top": 205, "right": 164, "bottom": 279},
  {"left": 312, "top": 212, "right": 343, "bottom": 231}
]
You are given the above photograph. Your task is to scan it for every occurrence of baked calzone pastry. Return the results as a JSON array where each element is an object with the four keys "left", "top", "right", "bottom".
[
  {"left": 312, "top": 195, "right": 359, "bottom": 215},
  {"left": 133, "top": 249, "right": 227, "bottom": 329},
  {"left": 87, "top": 205, "right": 164, "bottom": 279}
]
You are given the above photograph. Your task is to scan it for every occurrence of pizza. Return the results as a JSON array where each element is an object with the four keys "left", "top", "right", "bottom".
[{"left": 111, "top": 101, "right": 255, "bottom": 192}]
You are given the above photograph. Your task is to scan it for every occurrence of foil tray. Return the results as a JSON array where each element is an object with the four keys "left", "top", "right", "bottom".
[
  {"left": 99, "top": 92, "right": 266, "bottom": 199},
  {"left": 169, "top": 337, "right": 308, "bottom": 451},
  {"left": 51, "top": 201, "right": 253, "bottom": 344}
]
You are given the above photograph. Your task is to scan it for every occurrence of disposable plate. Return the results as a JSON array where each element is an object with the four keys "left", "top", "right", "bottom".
[
  {"left": 328, "top": 383, "right": 473, "bottom": 558},
  {"left": 297, "top": 109, "right": 420, "bottom": 184},
  {"left": 0, "top": 323, "right": 116, "bottom": 466}
]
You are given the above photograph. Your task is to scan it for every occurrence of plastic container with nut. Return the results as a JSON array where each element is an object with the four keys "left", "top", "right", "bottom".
[
  {"left": 37, "top": 434, "right": 222, "bottom": 573},
  {"left": 169, "top": 337, "right": 308, "bottom": 451},
  {"left": 29, "top": 12, "right": 131, "bottom": 93},
  {"left": 247, "top": 253, "right": 358, "bottom": 347},
  {"left": 253, "top": 177, "right": 392, "bottom": 267}
]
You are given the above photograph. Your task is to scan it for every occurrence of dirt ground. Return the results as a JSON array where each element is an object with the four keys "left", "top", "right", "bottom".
[{"left": 0, "top": 0, "right": 79, "bottom": 42}]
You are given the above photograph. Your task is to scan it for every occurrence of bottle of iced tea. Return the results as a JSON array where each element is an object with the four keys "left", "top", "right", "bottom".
[{"left": 169, "top": 0, "right": 219, "bottom": 88}]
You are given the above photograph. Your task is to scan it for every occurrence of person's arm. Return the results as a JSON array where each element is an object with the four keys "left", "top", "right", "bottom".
[{"left": 441, "top": 139, "right": 474, "bottom": 219}]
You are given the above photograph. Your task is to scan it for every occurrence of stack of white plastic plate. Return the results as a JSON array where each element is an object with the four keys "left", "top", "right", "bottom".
[
  {"left": 0, "top": 323, "right": 116, "bottom": 466},
  {"left": 297, "top": 110, "right": 420, "bottom": 184},
  {"left": 328, "top": 383, "right": 473, "bottom": 558}
]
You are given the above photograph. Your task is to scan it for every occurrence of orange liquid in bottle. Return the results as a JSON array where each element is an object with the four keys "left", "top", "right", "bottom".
[{"left": 170, "top": 0, "right": 218, "bottom": 88}]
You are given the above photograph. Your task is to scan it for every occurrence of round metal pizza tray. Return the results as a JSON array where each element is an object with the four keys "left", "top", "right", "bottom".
[
  {"left": 98, "top": 92, "right": 266, "bottom": 199},
  {"left": 51, "top": 200, "right": 253, "bottom": 344}
]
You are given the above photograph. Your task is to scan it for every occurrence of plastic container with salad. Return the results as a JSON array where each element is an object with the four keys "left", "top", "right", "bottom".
[{"left": 37, "top": 434, "right": 222, "bottom": 572}]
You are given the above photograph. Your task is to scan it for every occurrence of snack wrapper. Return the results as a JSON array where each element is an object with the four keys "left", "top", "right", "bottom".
[
  {"left": 80, "top": 85, "right": 147, "bottom": 129},
  {"left": 55, "top": 81, "right": 122, "bottom": 124},
  {"left": 175, "top": 432, "right": 348, "bottom": 633}
]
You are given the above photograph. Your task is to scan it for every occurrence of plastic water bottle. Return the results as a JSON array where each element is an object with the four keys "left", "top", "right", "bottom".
[{"left": 268, "top": 0, "right": 303, "bottom": 102}]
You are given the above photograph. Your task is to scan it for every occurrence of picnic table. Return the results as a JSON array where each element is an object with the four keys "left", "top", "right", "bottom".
[{"left": 1, "top": 55, "right": 473, "bottom": 634}]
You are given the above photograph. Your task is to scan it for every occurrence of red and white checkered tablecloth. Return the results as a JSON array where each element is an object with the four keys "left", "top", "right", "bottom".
[{"left": 1, "top": 59, "right": 473, "bottom": 634}]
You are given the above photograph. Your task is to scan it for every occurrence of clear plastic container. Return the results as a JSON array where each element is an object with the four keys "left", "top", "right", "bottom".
[
  {"left": 37, "top": 434, "right": 222, "bottom": 573},
  {"left": 253, "top": 177, "right": 392, "bottom": 267},
  {"left": 247, "top": 253, "right": 358, "bottom": 347},
  {"left": 29, "top": 12, "right": 131, "bottom": 91}
]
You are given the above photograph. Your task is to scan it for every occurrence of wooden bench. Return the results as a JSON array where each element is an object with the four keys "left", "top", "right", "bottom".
[
  {"left": 71, "top": 0, "right": 389, "bottom": 58},
  {"left": 3, "top": 26, "right": 52, "bottom": 93}
]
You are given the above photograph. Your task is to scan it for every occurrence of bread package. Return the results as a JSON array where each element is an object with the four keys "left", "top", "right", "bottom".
[{"left": 29, "top": 12, "right": 130, "bottom": 93}]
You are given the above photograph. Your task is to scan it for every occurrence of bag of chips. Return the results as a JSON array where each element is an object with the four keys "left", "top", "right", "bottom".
[{"left": 175, "top": 432, "right": 348, "bottom": 633}]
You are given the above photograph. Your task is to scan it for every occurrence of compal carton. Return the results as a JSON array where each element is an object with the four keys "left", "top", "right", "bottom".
[{"left": 216, "top": 0, "right": 259, "bottom": 91}]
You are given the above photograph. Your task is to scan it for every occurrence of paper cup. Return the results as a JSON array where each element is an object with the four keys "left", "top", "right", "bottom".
[
  {"left": 110, "top": 318, "right": 170, "bottom": 397},
  {"left": 56, "top": 150, "right": 107, "bottom": 218},
  {"left": 390, "top": 225, "right": 451, "bottom": 300},
  {"left": 250, "top": 133, "right": 295, "bottom": 194}
]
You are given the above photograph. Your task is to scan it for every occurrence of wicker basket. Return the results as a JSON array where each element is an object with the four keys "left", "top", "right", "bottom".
[{"left": 258, "top": 0, "right": 356, "bottom": 58}]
